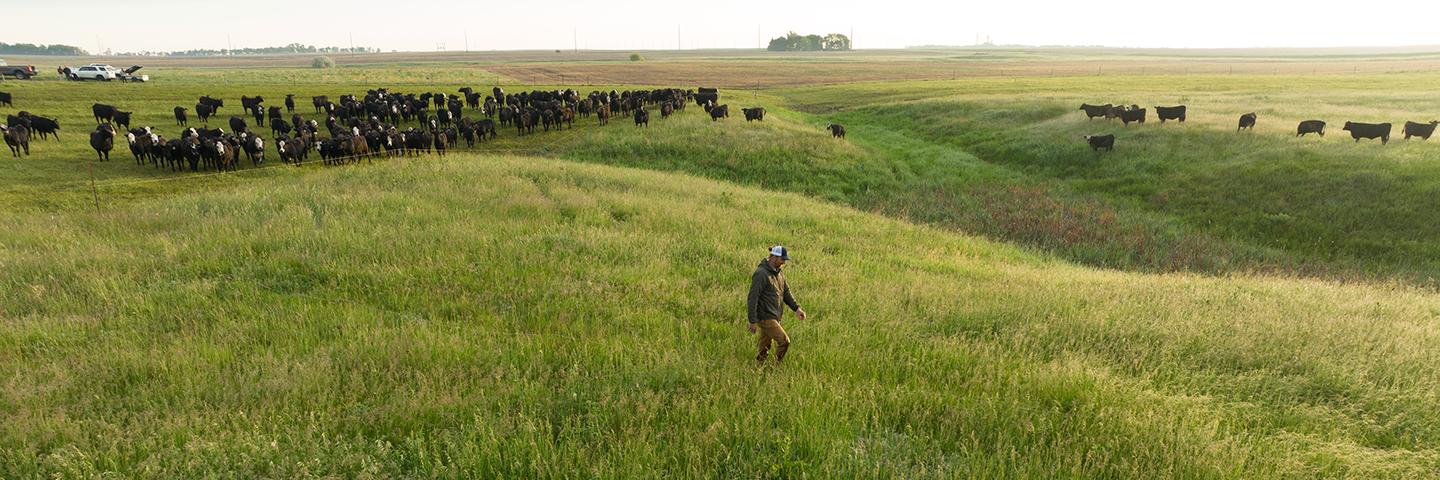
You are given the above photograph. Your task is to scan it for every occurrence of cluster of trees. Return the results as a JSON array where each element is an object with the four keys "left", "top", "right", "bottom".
[
  {"left": 0, "top": 42, "right": 88, "bottom": 56},
  {"left": 766, "top": 32, "right": 851, "bottom": 52},
  {"left": 161, "top": 44, "right": 376, "bottom": 56}
]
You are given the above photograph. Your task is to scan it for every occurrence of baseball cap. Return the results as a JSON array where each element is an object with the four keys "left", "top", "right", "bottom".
[{"left": 769, "top": 245, "right": 791, "bottom": 260}]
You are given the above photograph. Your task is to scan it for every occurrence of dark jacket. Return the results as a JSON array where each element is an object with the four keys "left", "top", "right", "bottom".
[{"left": 748, "top": 259, "right": 799, "bottom": 323}]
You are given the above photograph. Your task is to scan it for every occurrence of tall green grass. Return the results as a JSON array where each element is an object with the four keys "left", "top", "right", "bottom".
[{"left": 3, "top": 155, "right": 1439, "bottom": 477}]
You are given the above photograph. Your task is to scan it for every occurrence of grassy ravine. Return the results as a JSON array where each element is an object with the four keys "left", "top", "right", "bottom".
[
  {"left": 2, "top": 155, "right": 1440, "bottom": 477},
  {"left": 773, "top": 74, "right": 1440, "bottom": 284}
]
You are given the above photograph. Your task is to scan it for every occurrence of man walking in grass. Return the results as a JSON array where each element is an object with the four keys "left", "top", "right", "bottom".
[{"left": 748, "top": 245, "right": 808, "bottom": 363}]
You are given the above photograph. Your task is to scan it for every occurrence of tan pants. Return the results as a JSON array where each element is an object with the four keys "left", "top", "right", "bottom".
[{"left": 756, "top": 319, "right": 790, "bottom": 362}]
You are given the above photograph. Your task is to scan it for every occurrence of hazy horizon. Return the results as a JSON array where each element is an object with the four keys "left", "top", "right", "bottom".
[{"left": 9, "top": 0, "right": 1440, "bottom": 54}]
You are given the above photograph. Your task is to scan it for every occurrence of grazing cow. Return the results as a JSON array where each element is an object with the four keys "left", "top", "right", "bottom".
[
  {"left": 1079, "top": 103, "right": 1111, "bottom": 120},
  {"left": 174, "top": 106, "right": 189, "bottom": 126},
  {"left": 2, "top": 125, "right": 30, "bottom": 157},
  {"left": 199, "top": 96, "right": 224, "bottom": 112},
  {"left": 1403, "top": 121, "right": 1439, "bottom": 140},
  {"left": 1238, "top": 113, "right": 1257, "bottom": 132},
  {"left": 0, "top": 91, "right": 11, "bottom": 107},
  {"left": 196, "top": 103, "right": 215, "bottom": 124},
  {"left": 1084, "top": 134, "right": 1115, "bottom": 152},
  {"left": 1154, "top": 105, "right": 1186, "bottom": 123},
  {"left": 285, "top": 94, "right": 296, "bottom": 113},
  {"left": 229, "top": 116, "right": 248, "bottom": 134},
  {"left": 827, "top": 123, "right": 846, "bottom": 139},
  {"left": 1343, "top": 122, "right": 1392, "bottom": 144},
  {"left": 742, "top": 107, "right": 766, "bottom": 122},
  {"left": 90, "top": 125, "right": 115, "bottom": 161},
  {"left": 28, "top": 116, "right": 59, "bottom": 140},
  {"left": 1120, "top": 106, "right": 1146, "bottom": 126},
  {"left": 709, "top": 104, "right": 729, "bottom": 121},
  {"left": 1297, "top": 120, "right": 1326, "bottom": 137},
  {"left": 92, "top": 103, "right": 117, "bottom": 124},
  {"left": 634, "top": 107, "right": 649, "bottom": 127},
  {"left": 113, "top": 111, "right": 132, "bottom": 130}
]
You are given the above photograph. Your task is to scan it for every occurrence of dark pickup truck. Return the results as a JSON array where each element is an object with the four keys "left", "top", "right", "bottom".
[{"left": 0, "top": 60, "right": 40, "bottom": 79}]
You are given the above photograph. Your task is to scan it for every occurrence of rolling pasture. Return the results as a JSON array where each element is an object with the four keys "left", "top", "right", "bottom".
[{"left": 3, "top": 48, "right": 1440, "bottom": 477}]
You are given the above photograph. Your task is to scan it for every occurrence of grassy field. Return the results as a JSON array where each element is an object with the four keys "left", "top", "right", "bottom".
[{"left": 3, "top": 49, "right": 1440, "bottom": 476}]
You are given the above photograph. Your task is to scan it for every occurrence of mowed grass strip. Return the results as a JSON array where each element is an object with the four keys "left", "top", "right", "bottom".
[{"left": 2, "top": 154, "right": 1438, "bottom": 477}]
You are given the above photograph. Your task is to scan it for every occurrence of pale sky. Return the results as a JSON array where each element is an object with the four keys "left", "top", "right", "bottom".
[{"left": 8, "top": 0, "right": 1440, "bottom": 53}]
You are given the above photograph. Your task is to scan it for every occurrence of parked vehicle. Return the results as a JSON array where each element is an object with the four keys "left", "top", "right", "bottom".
[{"left": 0, "top": 59, "right": 40, "bottom": 79}]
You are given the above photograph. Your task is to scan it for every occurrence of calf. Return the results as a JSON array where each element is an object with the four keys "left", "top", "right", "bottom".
[
  {"left": 1238, "top": 112, "right": 1256, "bottom": 131},
  {"left": 113, "top": 111, "right": 132, "bottom": 130},
  {"left": 174, "top": 106, "right": 189, "bottom": 126},
  {"left": 1079, "top": 103, "right": 1111, "bottom": 120},
  {"left": 92, "top": 103, "right": 118, "bottom": 124},
  {"left": 1120, "top": 106, "right": 1146, "bottom": 126},
  {"left": 742, "top": 107, "right": 766, "bottom": 122},
  {"left": 1403, "top": 121, "right": 1439, "bottom": 140},
  {"left": 634, "top": 107, "right": 649, "bottom": 127},
  {"left": 29, "top": 116, "right": 59, "bottom": 140},
  {"left": 196, "top": 103, "right": 215, "bottom": 124},
  {"left": 709, "top": 104, "right": 729, "bottom": 121},
  {"left": 229, "top": 116, "right": 248, "bottom": 134},
  {"left": 2, "top": 125, "right": 29, "bottom": 157},
  {"left": 1343, "top": 122, "right": 1391, "bottom": 144},
  {"left": 1297, "top": 120, "right": 1326, "bottom": 137},
  {"left": 90, "top": 125, "right": 115, "bottom": 161},
  {"left": 1155, "top": 105, "right": 1186, "bottom": 123},
  {"left": 828, "top": 123, "right": 846, "bottom": 139},
  {"left": 1084, "top": 134, "right": 1115, "bottom": 152},
  {"left": 0, "top": 91, "right": 11, "bottom": 107}
]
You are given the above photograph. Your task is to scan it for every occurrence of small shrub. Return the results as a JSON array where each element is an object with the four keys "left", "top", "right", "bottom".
[
  {"left": 630, "top": 53, "right": 644, "bottom": 62},
  {"left": 311, "top": 56, "right": 335, "bottom": 69}
]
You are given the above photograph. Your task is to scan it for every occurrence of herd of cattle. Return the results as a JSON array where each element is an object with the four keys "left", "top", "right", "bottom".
[
  {"left": 1079, "top": 103, "right": 1439, "bottom": 151},
  {"left": 1, "top": 86, "right": 804, "bottom": 167}
]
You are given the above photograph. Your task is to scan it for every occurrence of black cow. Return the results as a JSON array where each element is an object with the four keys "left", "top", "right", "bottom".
[
  {"left": 1155, "top": 105, "right": 1186, "bottom": 123},
  {"left": 1084, "top": 134, "right": 1115, "bottom": 152},
  {"left": 2, "top": 125, "right": 29, "bottom": 157},
  {"left": 199, "top": 96, "right": 224, "bottom": 112},
  {"left": 1403, "top": 121, "right": 1439, "bottom": 140},
  {"left": 1297, "top": 120, "right": 1326, "bottom": 137},
  {"left": 1080, "top": 103, "right": 1111, "bottom": 120},
  {"left": 241, "top": 96, "right": 264, "bottom": 110},
  {"left": 828, "top": 123, "right": 846, "bottom": 139},
  {"left": 312, "top": 95, "right": 328, "bottom": 112},
  {"left": 634, "top": 107, "right": 649, "bottom": 127},
  {"left": 174, "top": 106, "right": 189, "bottom": 126},
  {"left": 1120, "top": 106, "right": 1146, "bottom": 126},
  {"left": 1343, "top": 122, "right": 1391, "bottom": 144},
  {"left": 284, "top": 94, "right": 296, "bottom": 113},
  {"left": 742, "top": 107, "right": 766, "bottom": 122},
  {"left": 196, "top": 103, "right": 215, "bottom": 124},
  {"left": 229, "top": 116, "right": 248, "bottom": 134},
  {"left": 0, "top": 91, "right": 11, "bottom": 107},
  {"left": 90, "top": 125, "right": 115, "bottom": 161},
  {"left": 250, "top": 105, "right": 266, "bottom": 127},
  {"left": 29, "top": 116, "right": 59, "bottom": 140},
  {"left": 271, "top": 118, "right": 292, "bottom": 137},
  {"left": 709, "top": 104, "right": 729, "bottom": 121},
  {"left": 92, "top": 103, "right": 117, "bottom": 124},
  {"left": 113, "top": 111, "right": 132, "bottom": 130},
  {"left": 1238, "top": 113, "right": 1256, "bottom": 132}
]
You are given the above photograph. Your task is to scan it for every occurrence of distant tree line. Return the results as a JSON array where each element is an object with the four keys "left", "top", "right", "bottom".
[
  {"left": 766, "top": 32, "right": 851, "bottom": 52},
  {"left": 0, "top": 42, "right": 89, "bottom": 56},
  {"left": 155, "top": 44, "right": 377, "bottom": 57}
]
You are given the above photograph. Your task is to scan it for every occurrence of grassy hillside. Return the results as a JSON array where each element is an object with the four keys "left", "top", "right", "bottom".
[{"left": 3, "top": 154, "right": 1439, "bottom": 477}]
